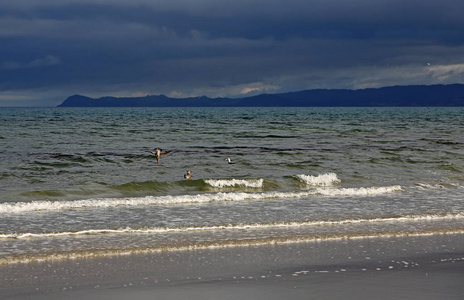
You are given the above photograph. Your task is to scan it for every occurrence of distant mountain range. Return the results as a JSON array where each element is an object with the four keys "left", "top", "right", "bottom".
[{"left": 58, "top": 84, "right": 464, "bottom": 107}]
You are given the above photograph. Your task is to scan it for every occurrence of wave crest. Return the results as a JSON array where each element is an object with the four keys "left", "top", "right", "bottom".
[
  {"left": 0, "top": 185, "right": 401, "bottom": 214},
  {"left": 204, "top": 178, "right": 264, "bottom": 188},
  {"left": 296, "top": 173, "right": 340, "bottom": 186},
  {"left": 2, "top": 212, "right": 462, "bottom": 240}
]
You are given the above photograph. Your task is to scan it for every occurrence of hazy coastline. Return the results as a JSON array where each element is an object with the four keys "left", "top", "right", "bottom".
[{"left": 58, "top": 84, "right": 464, "bottom": 107}]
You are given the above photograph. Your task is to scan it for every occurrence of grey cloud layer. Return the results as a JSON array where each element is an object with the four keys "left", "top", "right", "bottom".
[{"left": 1, "top": 0, "right": 463, "bottom": 105}]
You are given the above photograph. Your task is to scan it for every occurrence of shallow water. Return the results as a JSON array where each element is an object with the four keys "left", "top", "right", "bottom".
[{"left": 1, "top": 107, "right": 464, "bottom": 263}]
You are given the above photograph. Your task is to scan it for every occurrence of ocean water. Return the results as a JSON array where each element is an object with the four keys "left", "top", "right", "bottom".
[{"left": 1, "top": 107, "right": 464, "bottom": 263}]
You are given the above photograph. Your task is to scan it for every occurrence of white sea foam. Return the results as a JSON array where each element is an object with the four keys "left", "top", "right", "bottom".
[
  {"left": 415, "top": 182, "right": 463, "bottom": 190},
  {"left": 1, "top": 212, "right": 463, "bottom": 240},
  {"left": 296, "top": 173, "right": 341, "bottom": 186},
  {"left": 314, "top": 185, "right": 402, "bottom": 196},
  {"left": 0, "top": 185, "right": 401, "bottom": 214},
  {"left": 204, "top": 178, "right": 264, "bottom": 188}
]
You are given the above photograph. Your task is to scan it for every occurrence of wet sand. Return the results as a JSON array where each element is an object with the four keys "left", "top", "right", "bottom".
[{"left": 1, "top": 233, "right": 464, "bottom": 299}]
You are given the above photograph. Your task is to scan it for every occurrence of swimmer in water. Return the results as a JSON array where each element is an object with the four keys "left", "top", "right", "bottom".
[
  {"left": 184, "top": 170, "right": 191, "bottom": 179},
  {"left": 226, "top": 158, "right": 235, "bottom": 164},
  {"left": 150, "top": 148, "right": 171, "bottom": 163}
]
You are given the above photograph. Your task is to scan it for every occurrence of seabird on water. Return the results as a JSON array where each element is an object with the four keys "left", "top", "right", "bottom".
[
  {"left": 226, "top": 158, "right": 235, "bottom": 164},
  {"left": 184, "top": 170, "right": 191, "bottom": 179},
  {"left": 150, "top": 148, "right": 171, "bottom": 163}
]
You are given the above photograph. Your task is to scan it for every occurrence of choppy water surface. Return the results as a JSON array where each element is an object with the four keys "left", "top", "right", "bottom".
[{"left": 1, "top": 107, "right": 464, "bottom": 263}]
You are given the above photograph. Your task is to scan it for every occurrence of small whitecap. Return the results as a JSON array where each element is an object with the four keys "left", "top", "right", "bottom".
[
  {"left": 204, "top": 178, "right": 264, "bottom": 188},
  {"left": 295, "top": 173, "right": 341, "bottom": 186}
]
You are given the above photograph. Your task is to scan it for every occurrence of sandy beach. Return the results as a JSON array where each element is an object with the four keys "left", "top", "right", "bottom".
[{"left": 1, "top": 233, "right": 463, "bottom": 300}]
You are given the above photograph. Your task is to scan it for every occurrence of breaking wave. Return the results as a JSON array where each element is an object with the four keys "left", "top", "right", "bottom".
[
  {"left": 1, "top": 212, "right": 462, "bottom": 240},
  {"left": 0, "top": 185, "right": 402, "bottom": 214},
  {"left": 295, "top": 173, "right": 341, "bottom": 186},
  {"left": 204, "top": 178, "right": 264, "bottom": 188}
]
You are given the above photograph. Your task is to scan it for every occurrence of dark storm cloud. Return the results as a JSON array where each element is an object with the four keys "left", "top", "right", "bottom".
[
  {"left": 1, "top": 0, "right": 463, "bottom": 106},
  {"left": 5, "top": 1, "right": 462, "bottom": 41}
]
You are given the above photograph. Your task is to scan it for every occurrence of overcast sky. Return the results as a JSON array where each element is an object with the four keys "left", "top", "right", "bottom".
[{"left": 1, "top": 0, "right": 463, "bottom": 106}]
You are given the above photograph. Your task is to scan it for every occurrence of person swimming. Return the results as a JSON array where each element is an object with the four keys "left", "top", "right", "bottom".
[
  {"left": 184, "top": 170, "right": 191, "bottom": 179},
  {"left": 150, "top": 148, "right": 171, "bottom": 163},
  {"left": 226, "top": 158, "right": 235, "bottom": 164}
]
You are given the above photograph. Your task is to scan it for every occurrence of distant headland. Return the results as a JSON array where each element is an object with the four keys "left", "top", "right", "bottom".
[{"left": 58, "top": 84, "right": 464, "bottom": 107}]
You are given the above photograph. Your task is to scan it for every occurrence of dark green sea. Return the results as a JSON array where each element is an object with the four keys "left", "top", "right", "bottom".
[{"left": 1, "top": 107, "right": 464, "bottom": 263}]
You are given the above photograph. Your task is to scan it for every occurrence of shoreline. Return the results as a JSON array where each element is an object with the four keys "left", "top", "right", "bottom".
[
  {"left": 1, "top": 233, "right": 464, "bottom": 299},
  {"left": 2, "top": 228, "right": 464, "bottom": 265}
]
